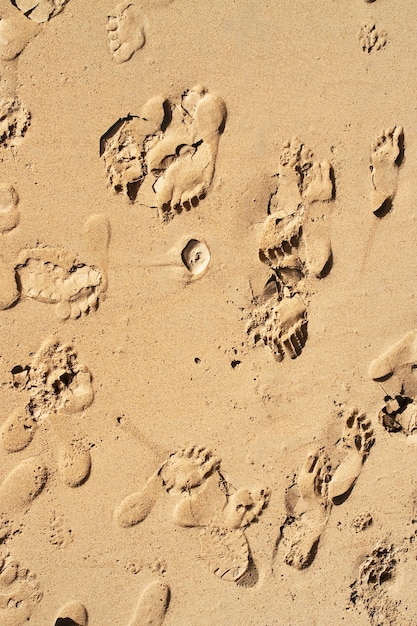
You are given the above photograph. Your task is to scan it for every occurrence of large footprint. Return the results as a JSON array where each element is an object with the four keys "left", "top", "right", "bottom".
[{"left": 370, "top": 125, "right": 403, "bottom": 215}]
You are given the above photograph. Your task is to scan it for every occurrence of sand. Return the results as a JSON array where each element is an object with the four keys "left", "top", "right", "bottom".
[{"left": 0, "top": 0, "right": 417, "bottom": 624}]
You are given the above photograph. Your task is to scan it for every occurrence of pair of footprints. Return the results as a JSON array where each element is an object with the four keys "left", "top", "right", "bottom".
[
  {"left": 0, "top": 213, "right": 110, "bottom": 320},
  {"left": 280, "top": 408, "right": 374, "bottom": 570},
  {"left": 101, "top": 85, "right": 227, "bottom": 222},
  {"left": 247, "top": 125, "right": 404, "bottom": 363},
  {"left": 115, "top": 445, "right": 270, "bottom": 585}
]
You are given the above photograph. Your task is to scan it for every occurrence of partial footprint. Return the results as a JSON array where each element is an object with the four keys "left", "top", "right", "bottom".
[
  {"left": 0, "top": 457, "right": 47, "bottom": 540},
  {"left": 369, "top": 329, "right": 417, "bottom": 397},
  {"left": 158, "top": 446, "right": 221, "bottom": 495},
  {"left": 358, "top": 21, "right": 387, "bottom": 53},
  {"left": 13, "top": 0, "right": 70, "bottom": 24},
  {"left": 0, "top": 555, "right": 43, "bottom": 626},
  {"left": 181, "top": 239, "right": 210, "bottom": 277},
  {"left": 0, "top": 4, "right": 40, "bottom": 61},
  {"left": 54, "top": 601, "right": 88, "bottom": 626},
  {"left": 107, "top": 1, "right": 147, "bottom": 64},
  {"left": 199, "top": 526, "right": 250, "bottom": 583},
  {"left": 0, "top": 97, "right": 30, "bottom": 148},
  {"left": 0, "top": 184, "right": 19, "bottom": 233},
  {"left": 127, "top": 581, "right": 170, "bottom": 626},
  {"left": 370, "top": 125, "right": 403, "bottom": 215}
]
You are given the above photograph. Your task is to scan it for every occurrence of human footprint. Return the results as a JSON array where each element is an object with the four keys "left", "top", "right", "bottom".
[
  {"left": 0, "top": 554, "right": 43, "bottom": 626},
  {"left": 269, "top": 137, "right": 311, "bottom": 218},
  {"left": 279, "top": 452, "right": 330, "bottom": 570},
  {"left": 369, "top": 329, "right": 417, "bottom": 398},
  {"left": 107, "top": 1, "right": 147, "bottom": 64},
  {"left": 0, "top": 214, "right": 110, "bottom": 319},
  {"left": 101, "top": 96, "right": 167, "bottom": 201},
  {"left": 148, "top": 86, "right": 227, "bottom": 221},
  {"left": 13, "top": 0, "right": 69, "bottom": 24},
  {"left": 127, "top": 581, "right": 170, "bottom": 626},
  {"left": 247, "top": 289, "right": 307, "bottom": 362},
  {"left": 1, "top": 338, "right": 94, "bottom": 490},
  {"left": 327, "top": 408, "right": 374, "bottom": 503},
  {"left": 370, "top": 125, "right": 403, "bottom": 215}
]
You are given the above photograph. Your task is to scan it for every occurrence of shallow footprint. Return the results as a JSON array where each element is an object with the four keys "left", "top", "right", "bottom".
[
  {"left": 369, "top": 329, "right": 417, "bottom": 398},
  {"left": 127, "top": 580, "right": 170, "bottom": 626},
  {"left": 0, "top": 184, "right": 19, "bottom": 233},
  {"left": 107, "top": 1, "right": 147, "bottom": 64},
  {"left": 370, "top": 125, "right": 403, "bottom": 215}
]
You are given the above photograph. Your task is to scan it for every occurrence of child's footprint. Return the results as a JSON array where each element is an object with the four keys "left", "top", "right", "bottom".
[{"left": 107, "top": 1, "right": 147, "bottom": 64}]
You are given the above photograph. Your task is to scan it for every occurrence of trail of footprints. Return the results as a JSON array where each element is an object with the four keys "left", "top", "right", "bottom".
[{"left": 0, "top": 2, "right": 413, "bottom": 624}]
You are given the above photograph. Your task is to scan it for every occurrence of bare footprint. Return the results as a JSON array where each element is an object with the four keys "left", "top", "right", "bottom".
[
  {"left": 107, "top": 1, "right": 147, "bottom": 64},
  {"left": 127, "top": 580, "right": 170, "bottom": 626},
  {"left": 370, "top": 125, "right": 403, "bottom": 215},
  {"left": 0, "top": 554, "right": 43, "bottom": 626},
  {"left": 247, "top": 291, "right": 308, "bottom": 362},
  {"left": 279, "top": 451, "right": 330, "bottom": 570},
  {"left": 158, "top": 446, "right": 221, "bottom": 494},
  {"left": 269, "top": 137, "right": 311, "bottom": 218},
  {"left": 327, "top": 408, "right": 374, "bottom": 503},
  {"left": 0, "top": 184, "right": 19, "bottom": 233},
  {"left": 54, "top": 600, "right": 88, "bottom": 626}
]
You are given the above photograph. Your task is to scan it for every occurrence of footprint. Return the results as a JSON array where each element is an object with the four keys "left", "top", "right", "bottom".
[
  {"left": 13, "top": 0, "right": 70, "bottom": 24},
  {"left": 0, "top": 555, "right": 43, "bottom": 626},
  {"left": 107, "top": 1, "right": 147, "bottom": 64},
  {"left": 49, "top": 511, "right": 73, "bottom": 549},
  {"left": 358, "top": 21, "right": 387, "bottom": 53},
  {"left": 101, "top": 96, "right": 168, "bottom": 201},
  {"left": 199, "top": 526, "right": 250, "bottom": 583},
  {"left": 54, "top": 601, "right": 88, "bottom": 626},
  {"left": 158, "top": 446, "right": 221, "bottom": 495},
  {"left": 0, "top": 184, "right": 19, "bottom": 233},
  {"left": 0, "top": 457, "right": 48, "bottom": 540},
  {"left": 370, "top": 126, "right": 403, "bottom": 216},
  {"left": 181, "top": 239, "right": 210, "bottom": 277},
  {"left": 0, "top": 97, "right": 30, "bottom": 148},
  {"left": 279, "top": 451, "right": 330, "bottom": 570},
  {"left": 56, "top": 436, "right": 92, "bottom": 489},
  {"left": 327, "top": 408, "right": 374, "bottom": 503},
  {"left": 127, "top": 580, "right": 170, "bottom": 626},
  {"left": 247, "top": 288, "right": 308, "bottom": 362},
  {"left": 0, "top": 214, "right": 111, "bottom": 318},
  {"left": 149, "top": 87, "right": 227, "bottom": 221},
  {"left": 369, "top": 329, "right": 417, "bottom": 398}
]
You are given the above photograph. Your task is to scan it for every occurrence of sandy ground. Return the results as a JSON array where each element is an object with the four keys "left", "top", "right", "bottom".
[{"left": 0, "top": 0, "right": 417, "bottom": 624}]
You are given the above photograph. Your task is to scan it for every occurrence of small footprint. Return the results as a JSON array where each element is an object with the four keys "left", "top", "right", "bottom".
[
  {"left": 54, "top": 601, "right": 88, "bottom": 626},
  {"left": 0, "top": 553, "right": 43, "bottom": 626},
  {"left": 358, "top": 21, "right": 387, "bottom": 53},
  {"left": 181, "top": 239, "right": 210, "bottom": 277},
  {"left": 49, "top": 511, "right": 73, "bottom": 549},
  {"left": 370, "top": 126, "right": 404, "bottom": 216},
  {"left": 0, "top": 97, "right": 30, "bottom": 148},
  {"left": 107, "top": 1, "right": 147, "bottom": 64},
  {"left": 127, "top": 581, "right": 170, "bottom": 626}
]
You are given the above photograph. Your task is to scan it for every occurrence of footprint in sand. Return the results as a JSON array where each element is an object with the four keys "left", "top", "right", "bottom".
[
  {"left": 115, "top": 445, "right": 270, "bottom": 585},
  {"left": 0, "top": 184, "right": 19, "bottom": 233},
  {"left": 0, "top": 214, "right": 110, "bottom": 319},
  {"left": 0, "top": 456, "right": 48, "bottom": 541},
  {"left": 370, "top": 126, "right": 404, "bottom": 216},
  {"left": 369, "top": 329, "right": 417, "bottom": 437},
  {"left": 358, "top": 21, "right": 387, "bottom": 53},
  {"left": 127, "top": 581, "right": 170, "bottom": 626},
  {"left": 107, "top": 1, "right": 147, "bottom": 64},
  {"left": 54, "top": 601, "right": 88, "bottom": 626},
  {"left": 0, "top": 553, "right": 43, "bottom": 626},
  {"left": 13, "top": 0, "right": 70, "bottom": 24},
  {"left": 279, "top": 408, "right": 374, "bottom": 569},
  {"left": 1, "top": 337, "right": 94, "bottom": 490},
  {"left": 101, "top": 86, "right": 227, "bottom": 221},
  {"left": 249, "top": 139, "right": 333, "bottom": 362}
]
